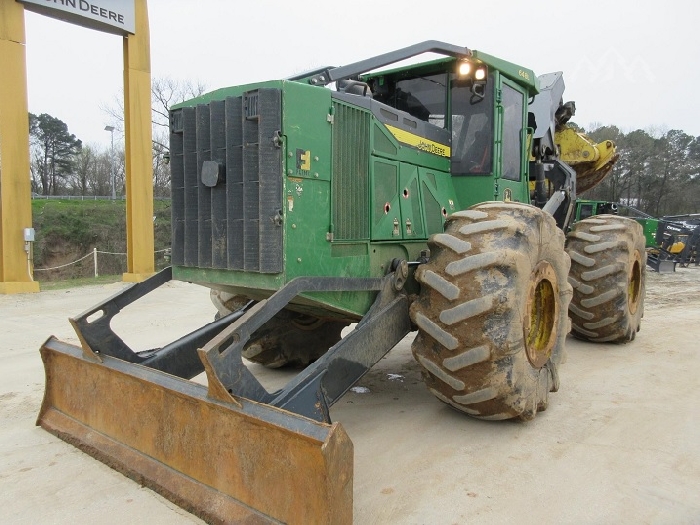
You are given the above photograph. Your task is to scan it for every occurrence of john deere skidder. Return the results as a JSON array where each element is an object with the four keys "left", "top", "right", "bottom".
[{"left": 38, "top": 41, "right": 645, "bottom": 523}]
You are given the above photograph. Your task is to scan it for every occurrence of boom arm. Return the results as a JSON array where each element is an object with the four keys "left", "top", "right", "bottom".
[{"left": 530, "top": 71, "right": 619, "bottom": 195}]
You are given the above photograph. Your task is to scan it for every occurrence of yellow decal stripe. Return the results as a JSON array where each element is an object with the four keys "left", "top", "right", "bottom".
[{"left": 385, "top": 124, "right": 451, "bottom": 158}]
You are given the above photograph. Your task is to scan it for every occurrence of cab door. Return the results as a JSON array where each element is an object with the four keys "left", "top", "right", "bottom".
[{"left": 496, "top": 79, "right": 529, "bottom": 203}]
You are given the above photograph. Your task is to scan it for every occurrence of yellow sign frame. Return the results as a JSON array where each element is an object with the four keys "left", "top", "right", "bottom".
[{"left": 0, "top": 0, "right": 154, "bottom": 293}]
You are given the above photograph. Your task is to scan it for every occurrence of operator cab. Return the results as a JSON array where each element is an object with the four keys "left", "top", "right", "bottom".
[{"left": 364, "top": 54, "right": 535, "bottom": 201}]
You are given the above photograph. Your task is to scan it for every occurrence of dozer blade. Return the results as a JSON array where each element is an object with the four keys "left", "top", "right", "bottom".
[{"left": 37, "top": 336, "right": 353, "bottom": 524}]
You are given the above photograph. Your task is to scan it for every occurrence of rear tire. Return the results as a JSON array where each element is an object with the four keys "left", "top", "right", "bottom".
[
  {"left": 410, "top": 202, "right": 572, "bottom": 421},
  {"left": 566, "top": 215, "right": 646, "bottom": 343},
  {"left": 210, "top": 290, "right": 349, "bottom": 368},
  {"left": 240, "top": 311, "right": 349, "bottom": 368}
]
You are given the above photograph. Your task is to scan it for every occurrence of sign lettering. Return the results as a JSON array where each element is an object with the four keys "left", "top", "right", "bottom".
[{"left": 18, "top": 0, "right": 136, "bottom": 35}]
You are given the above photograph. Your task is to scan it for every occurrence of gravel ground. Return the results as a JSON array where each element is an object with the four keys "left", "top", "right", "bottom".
[{"left": 1, "top": 266, "right": 699, "bottom": 524}]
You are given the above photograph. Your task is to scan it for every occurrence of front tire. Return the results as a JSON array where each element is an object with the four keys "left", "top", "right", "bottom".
[
  {"left": 566, "top": 215, "right": 646, "bottom": 343},
  {"left": 410, "top": 202, "right": 572, "bottom": 421}
]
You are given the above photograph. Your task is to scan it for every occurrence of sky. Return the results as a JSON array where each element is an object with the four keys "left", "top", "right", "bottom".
[{"left": 22, "top": 0, "right": 700, "bottom": 150}]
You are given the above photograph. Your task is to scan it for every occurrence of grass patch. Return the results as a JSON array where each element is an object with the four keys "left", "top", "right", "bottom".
[
  {"left": 39, "top": 274, "right": 124, "bottom": 291},
  {"left": 31, "top": 199, "right": 172, "bottom": 281}
]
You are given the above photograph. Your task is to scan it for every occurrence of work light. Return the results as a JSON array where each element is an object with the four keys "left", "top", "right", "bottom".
[
  {"left": 458, "top": 61, "right": 472, "bottom": 76},
  {"left": 457, "top": 60, "right": 488, "bottom": 84}
]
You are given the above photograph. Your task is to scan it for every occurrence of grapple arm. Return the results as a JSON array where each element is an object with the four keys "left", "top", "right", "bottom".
[
  {"left": 556, "top": 127, "right": 619, "bottom": 194},
  {"left": 530, "top": 71, "right": 619, "bottom": 197}
]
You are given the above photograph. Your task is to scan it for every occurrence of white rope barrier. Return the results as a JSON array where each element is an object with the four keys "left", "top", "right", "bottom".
[
  {"left": 34, "top": 247, "right": 170, "bottom": 277},
  {"left": 34, "top": 252, "right": 95, "bottom": 271}
]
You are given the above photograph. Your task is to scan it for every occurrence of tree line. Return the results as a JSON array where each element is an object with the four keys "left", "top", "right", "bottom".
[
  {"left": 582, "top": 125, "right": 700, "bottom": 217},
  {"left": 28, "top": 81, "right": 700, "bottom": 217},
  {"left": 29, "top": 77, "right": 205, "bottom": 199}
]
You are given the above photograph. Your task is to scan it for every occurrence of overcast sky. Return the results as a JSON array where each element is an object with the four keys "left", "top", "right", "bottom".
[{"left": 23, "top": 0, "right": 699, "bottom": 149}]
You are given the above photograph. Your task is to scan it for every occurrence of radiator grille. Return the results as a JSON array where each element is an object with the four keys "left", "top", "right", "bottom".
[
  {"left": 170, "top": 88, "right": 283, "bottom": 273},
  {"left": 332, "top": 102, "right": 370, "bottom": 240}
]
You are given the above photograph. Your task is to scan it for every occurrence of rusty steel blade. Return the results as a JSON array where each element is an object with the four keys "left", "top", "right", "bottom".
[{"left": 37, "top": 337, "right": 353, "bottom": 525}]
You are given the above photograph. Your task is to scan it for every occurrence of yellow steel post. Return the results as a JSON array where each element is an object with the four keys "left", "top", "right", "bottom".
[
  {"left": 0, "top": 0, "right": 39, "bottom": 294},
  {"left": 122, "top": 0, "right": 154, "bottom": 282}
]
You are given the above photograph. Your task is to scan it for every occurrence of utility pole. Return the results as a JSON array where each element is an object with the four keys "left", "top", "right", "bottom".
[{"left": 104, "top": 125, "right": 116, "bottom": 199}]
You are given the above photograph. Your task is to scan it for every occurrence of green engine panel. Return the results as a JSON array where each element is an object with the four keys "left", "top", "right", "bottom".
[{"left": 171, "top": 52, "right": 539, "bottom": 320}]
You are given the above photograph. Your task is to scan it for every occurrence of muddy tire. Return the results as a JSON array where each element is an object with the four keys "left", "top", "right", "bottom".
[
  {"left": 210, "top": 290, "right": 349, "bottom": 368},
  {"left": 410, "top": 202, "right": 572, "bottom": 421},
  {"left": 566, "top": 215, "right": 646, "bottom": 343},
  {"left": 239, "top": 311, "right": 349, "bottom": 368}
]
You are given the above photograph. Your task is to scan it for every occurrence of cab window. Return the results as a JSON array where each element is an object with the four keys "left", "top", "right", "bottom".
[
  {"left": 373, "top": 73, "right": 447, "bottom": 126},
  {"left": 579, "top": 204, "right": 594, "bottom": 219},
  {"left": 450, "top": 77, "right": 494, "bottom": 175},
  {"left": 501, "top": 83, "right": 524, "bottom": 181}
]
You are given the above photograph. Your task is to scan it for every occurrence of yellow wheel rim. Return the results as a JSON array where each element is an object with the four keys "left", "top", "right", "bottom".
[
  {"left": 628, "top": 249, "right": 643, "bottom": 315},
  {"left": 525, "top": 261, "right": 559, "bottom": 369}
]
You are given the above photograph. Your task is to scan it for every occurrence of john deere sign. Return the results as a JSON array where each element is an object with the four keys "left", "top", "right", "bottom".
[
  {"left": 18, "top": 0, "right": 135, "bottom": 35},
  {"left": 1, "top": 0, "right": 153, "bottom": 293}
]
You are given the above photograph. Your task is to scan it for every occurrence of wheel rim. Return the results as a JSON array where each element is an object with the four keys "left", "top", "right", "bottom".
[
  {"left": 628, "top": 250, "right": 643, "bottom": 314},
  {"left": 525, "top": 262, "right": 558, "bottom": 368}
]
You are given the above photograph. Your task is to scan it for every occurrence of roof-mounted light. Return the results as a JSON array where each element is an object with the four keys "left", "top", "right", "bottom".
[
  {"left": 458, "top": 61, "right": 472, "bottom": 77},
  {"left": 457, "top": 60, "right": 488, "bottom": 84}
]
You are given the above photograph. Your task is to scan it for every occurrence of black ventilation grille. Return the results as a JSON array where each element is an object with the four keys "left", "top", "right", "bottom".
[
  {"left": 332, "top": 101, "right": 370, "bottom": 240},
  {"left": 170, "top": 88, "right": 283, "bottom": 273}
]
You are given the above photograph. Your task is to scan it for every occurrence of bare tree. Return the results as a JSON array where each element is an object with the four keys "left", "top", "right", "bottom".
[
  {"left": 102, "top": 76, "right": 206, "bottom": 197},
  {"left": 72, "top": 144, "right": 97, "bottom": 196},
  {"left": 150, "top": 77, "right": 207, "bottom": 144}
]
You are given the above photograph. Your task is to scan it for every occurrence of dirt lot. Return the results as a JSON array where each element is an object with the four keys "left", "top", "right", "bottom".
[{"left": 1, "top": 266, "right": 699, "bottom": 524}]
